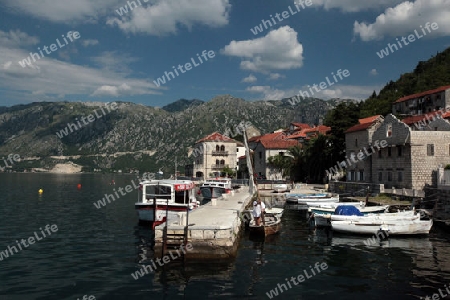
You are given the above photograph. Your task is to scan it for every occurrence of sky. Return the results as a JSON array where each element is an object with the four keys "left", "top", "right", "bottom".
[{"left": 0, "top": 0, "right": 449, "bottom": 107}]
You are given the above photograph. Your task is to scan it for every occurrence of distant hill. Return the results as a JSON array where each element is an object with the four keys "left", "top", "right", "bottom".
[
  {"left": 0, "top": 95, "right": 355, "bottom": 173},
  {"left": 162, "top": 98, "right": 204, "bottom": 112},
  {"left": 361, "top": 46, "right": 450, "bottom": 117}
]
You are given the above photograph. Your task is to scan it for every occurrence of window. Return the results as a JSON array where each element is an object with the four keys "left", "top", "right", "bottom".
[
  {"left": 386, "top": 124, "right": 392, "bottom": 137},
  {"left": 387, "top": 172, "right": 392, "bottom": 182},
  {"left": 398, "top": 172, "right": 403, "bottom": 182},
  {"left": 388, "top": 147, "right": 391, "bottom": 157},
  {"left": 355, "top": 139, "right": 358, "bottom": 147},
  {"left": 220, "top": 145, "right": 225, "bottom": 151},
  {"left": 378, "top": 172, "right": 383, "bottom": 182},
  {"left": 220, "top": 159, "right": 225, "bottom": 165},
  {"left": 435, "top": 127, "right": 438, "bottom": 131},
  {"left": 427, "top": 144, "right": 434, "bottom": 156},
  {"left": 397, "top": 146, "right": 402, "bottom": 157},
  {"left": 378, "top": 149, "right": 382, "bottom": 158},
  {"left": 216, "top": 145, "right": 220, "bottom": 151},
  {"left": 279, "top": 152, "right": 284, "bottom": 156},
  {"left": 216, "top": 159, "right": 219, "bottom": 165},
  {"left": 359, "top": 171, "right": 364, "bottom": 181},
  {"left": 259, "top": 152, "right": 262, "bottom": 159}
]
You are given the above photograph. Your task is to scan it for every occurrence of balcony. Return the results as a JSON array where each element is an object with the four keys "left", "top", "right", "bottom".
[
  {"left": 211, "top": 164, "right": 229, "bottom": 169},
  {"left": 212, "top": 150, "right": 229, "bottom": 156}
]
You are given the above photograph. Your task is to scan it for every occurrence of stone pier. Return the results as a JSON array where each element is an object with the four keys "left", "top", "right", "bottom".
[{"left": 153, "top": 187, "right": 253, "bottom": 260}]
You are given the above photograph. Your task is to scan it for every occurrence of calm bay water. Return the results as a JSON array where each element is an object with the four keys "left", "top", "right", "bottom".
[{"left": 1, "top": 173, "right": 450, "bottom": 300}]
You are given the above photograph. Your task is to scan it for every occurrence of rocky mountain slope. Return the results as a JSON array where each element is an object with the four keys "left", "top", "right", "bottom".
[{"left": 0, "top": 95, "right": 357, "bottom": 173}]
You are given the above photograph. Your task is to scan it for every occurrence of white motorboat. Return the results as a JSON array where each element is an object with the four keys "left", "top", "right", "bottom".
[
  {"left": 135, "top": 179, "right": 199, "bottom": 227},
  {"left": 313, "top": 208, "right": 416, "bottom": 227},
  {"left": 309, "top": 204, "right": 390, "bottom": 215},
  {"left": 286, "top": 193, "right": 339, "bottom": 204},
  {"left": 198, "top": 178, "right": 233, "bottom": 201},
  {"left": 273, "top": 183, "right": 290, "bottom": 193},
  {"left": 331, "top": 219, "right": 433, "bottom": 235}
]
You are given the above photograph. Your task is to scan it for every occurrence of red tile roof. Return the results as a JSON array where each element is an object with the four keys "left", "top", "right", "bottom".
[
  {"left": 401, "top": 110, "right": 450, "bottom": 125},
  {"left": 248, "top": 131, "right": 285, "bottom": 143},
  {"left": 196, "top": 132, "right": 234, "bottom": 143},
  {"left": 287, "top": 132, "right": 306, "bottom": 139},
  {"left": 345, "top": 115, "right": 382, "bottom": 133},
  {"left": 291, "top": 122, "right": 311, "bottom": 130},
  {"left": 260, "top": 139, "right": 299, "bottom": 149},
  {"left": 358, "top": 115, "right": 381, "bottom": 124},
  {"left": 395, "top": 85, "right": 450, "bottom": 103},
  {"left": 303, "top": 125, "right": 331, "bottom": 134}
]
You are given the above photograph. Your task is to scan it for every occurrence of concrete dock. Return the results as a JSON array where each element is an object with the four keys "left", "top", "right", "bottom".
[{"left": 154, "top": 187, "right": 253, "bottom": 260}]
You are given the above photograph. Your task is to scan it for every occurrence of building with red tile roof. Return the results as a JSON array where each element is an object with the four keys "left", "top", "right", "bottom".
[
  {"left": 186, "top": 131, "right": 244, "bottom": 178},
  {"left": 392, "top": 85, "right": 450, "bottom": 116}
]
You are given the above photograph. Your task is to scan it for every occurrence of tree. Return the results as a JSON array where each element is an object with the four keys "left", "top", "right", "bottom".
[
  {"left": 221, "top": 166, "right": 236, "bottom": 178},
  {"left": 267, "top": 153, "right": 292, "bottom": 179}
]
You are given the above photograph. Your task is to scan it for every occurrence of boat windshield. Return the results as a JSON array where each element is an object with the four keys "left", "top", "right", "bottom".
[
  {"left": 145, "top": 185, "right": 171, "bottom": 200},
  {"left": 175, "top": 191, "right": 190, "bottom": 204}
]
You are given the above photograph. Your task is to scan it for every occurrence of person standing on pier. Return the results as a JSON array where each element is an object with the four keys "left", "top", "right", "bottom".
[{"left": 252, "top": 198, "right": 266, "bottom": 226}]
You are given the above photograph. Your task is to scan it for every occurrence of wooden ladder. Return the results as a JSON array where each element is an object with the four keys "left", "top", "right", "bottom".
[{"left": 161, "top": 206, "right": 189, "bottom": 259}]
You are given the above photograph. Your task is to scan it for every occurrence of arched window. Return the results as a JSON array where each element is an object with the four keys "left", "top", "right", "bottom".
[
  {"left": 220, "top": 159, "right": 225, "bottom": 165},
  {"left": 220, "top": 145, "right": 225, "bottom": 151},
  {"left": 216, "top": 145, "right": 220, "bottom": 151}
]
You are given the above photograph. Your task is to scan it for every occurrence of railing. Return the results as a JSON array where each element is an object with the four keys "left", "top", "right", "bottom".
[
  {"left": 212, "top": 151, "right": 229, "bottom": 156},
  {"left": 211, "top": 164, "right": 229, "bottom": 169}
]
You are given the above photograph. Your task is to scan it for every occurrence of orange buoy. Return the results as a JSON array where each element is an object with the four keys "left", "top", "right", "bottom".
[{"left": 77, "top": 184, "right": 82, "bottom": 190}]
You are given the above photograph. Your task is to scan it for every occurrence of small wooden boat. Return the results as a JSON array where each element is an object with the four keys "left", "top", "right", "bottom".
[{"left": 249, "top": 213, "right": 281, "bottom": 236}]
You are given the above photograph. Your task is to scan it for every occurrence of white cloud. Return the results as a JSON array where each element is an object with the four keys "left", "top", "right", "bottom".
[
  {"left": 3, "top": 0, "right": 120, "bottom": 23},
  {"left": 107, "top": 0, "right": 231, "bottom": 35},
  {"left": 0, "top": 29, "right": 39, "bottom": 47},
  {"left": 0, "top": 30, "right": 161, "bottom": 103},
  {"left": 221, "top": 26, "right": 303, "bottom": 73},
  {"left": 369, "top": 69, "right": 378, "bottom": 76},
  {"left": 91, "top": 51, "right": 138, "bottom": 74},
  {"left": 241, "top": 74, "right": 257, "bottom": 83},
  {"left": 246, "top": 85, "right": 286, "bottom": 100},
  {"left": 91, "top": 83, "right": 132, "bottom": 97},
  {"left": 268, "top": 73, "right": 285, "bottom": 80},
  {"left": 305, "top": 84, "right": 382, "bottom": 100},
  {"left": 82, "top": 39, "right": 99, "bottom": 47},
  {"left": 353, "top": 0, "right": 450, "bottom": 41},
  {"left": 309, "top": 0, "right": 405, "bottom": 12}
]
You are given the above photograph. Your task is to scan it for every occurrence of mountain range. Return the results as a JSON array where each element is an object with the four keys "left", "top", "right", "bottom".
[{"left": 0, "top": 95, "right": 356, "bottom": 173}]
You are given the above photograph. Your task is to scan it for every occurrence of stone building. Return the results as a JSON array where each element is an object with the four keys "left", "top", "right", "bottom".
[
  {"left": 370, "top": 114, "right": 450, "bottom": 190},
  {"left": 344, "top": 115, "right": 383, "bottom": 182},
  {"left": 185, "top": 132, "right": 242, "bottom": 178},
  {"left": 252, "top": 136, "right": 299, "bottom": 180},
  {"left": 392, "top": 85, "right": 450, "bottom": 116}
]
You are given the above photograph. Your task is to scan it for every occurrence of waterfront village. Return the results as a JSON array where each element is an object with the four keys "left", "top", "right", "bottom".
[
  {"left": 140, "top": 85, "right": 450, "bottom": 261},
  {"left": 184, "top": 85, "right": 450, "bottom": 207}
]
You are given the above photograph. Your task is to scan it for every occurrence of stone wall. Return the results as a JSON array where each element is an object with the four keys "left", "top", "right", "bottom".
[
  {"left": 328, "top": 181, "right": 384, "bottom": 195},
  {"left": 410, "top": 131, "right": 450, "bottom": 189}
]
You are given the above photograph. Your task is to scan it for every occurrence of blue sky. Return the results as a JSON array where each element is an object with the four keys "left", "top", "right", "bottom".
[{"left": 0, "top": 0, "right": 449, "bottom": 107}]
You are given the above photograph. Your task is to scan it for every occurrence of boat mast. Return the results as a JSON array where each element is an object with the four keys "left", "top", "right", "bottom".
[{"left": 243, "top": 125, "right": 256, "bottom": 195}]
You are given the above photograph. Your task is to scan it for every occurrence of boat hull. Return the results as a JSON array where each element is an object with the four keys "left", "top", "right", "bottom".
[
  {"left": 286, "top": 193, "right": 339, "bottom": 205},
  {"left": 331, "top": 219, "right": 433, "bottom": 235},
  {"left": 310, "top": 205, "right": 389, "bottom": 215},
  {"left": 135, "top": 203, "right": 190, "bottom": 226},
  {"left": 249, "top": 214, "right": 281, "bottom": 236},
  {"left": 314, "top": 210, "right": 419, "bottom": 228}
]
